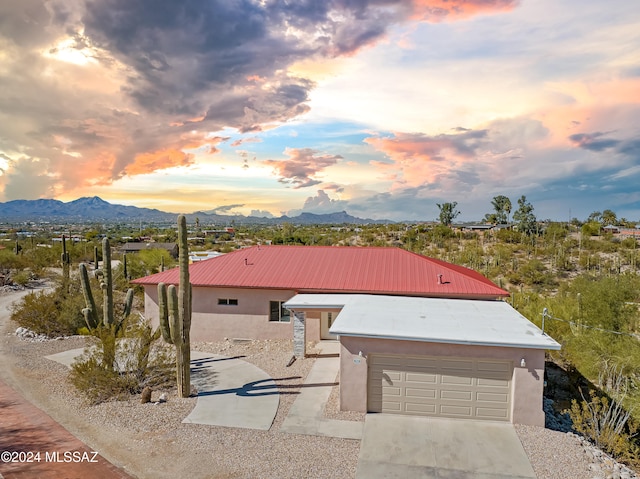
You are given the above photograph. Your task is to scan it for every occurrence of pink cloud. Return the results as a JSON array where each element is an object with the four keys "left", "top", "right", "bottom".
[{"left": 264, "top": 148, "right": 342, "bottom": 188}]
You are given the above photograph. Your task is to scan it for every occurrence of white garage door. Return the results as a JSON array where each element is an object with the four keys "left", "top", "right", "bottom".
[{"left": 368, "top": 354, "right": 512, "bottom": 421}]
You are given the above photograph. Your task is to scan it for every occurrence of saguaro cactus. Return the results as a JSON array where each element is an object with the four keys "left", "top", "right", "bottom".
[
  {"left": 80, "top": 238, "right": 134, "bottom": 329},
  {"left": 61, "top": 235, "right": 71, "bottom": 287},
  {"left": 158, "top": 215, "right": 192, "bottom": 397}
]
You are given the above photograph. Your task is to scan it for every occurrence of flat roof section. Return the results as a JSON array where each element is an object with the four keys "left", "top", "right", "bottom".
[{"left": 284, "top": 294, "right": 561, "bottom": 350}]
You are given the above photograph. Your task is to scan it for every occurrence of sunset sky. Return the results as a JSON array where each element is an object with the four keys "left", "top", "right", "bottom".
[{"left": 1, "top": 0, "right": 639, "bottom": 221}]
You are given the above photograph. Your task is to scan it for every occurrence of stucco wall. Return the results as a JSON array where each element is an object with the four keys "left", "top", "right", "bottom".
[
  {"left": 339, "top": 336, "right": 546, "bottom": 426},
  {"left": 143, "top": 285, "right": 301, "bottom": 342}
]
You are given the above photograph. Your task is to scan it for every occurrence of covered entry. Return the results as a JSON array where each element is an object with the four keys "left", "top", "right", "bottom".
[{"left": 367, "top": 354, "right": 512, "bottom": 421}]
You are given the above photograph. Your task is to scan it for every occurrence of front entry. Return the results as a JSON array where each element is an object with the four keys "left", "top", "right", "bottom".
[{"left": 320, "top": 312, "right": 337, "bottom": 340}]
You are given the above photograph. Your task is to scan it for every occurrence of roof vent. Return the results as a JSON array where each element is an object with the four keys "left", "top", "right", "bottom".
[{"left": 437, "top": 274, "right": 443, "bottom": 285}]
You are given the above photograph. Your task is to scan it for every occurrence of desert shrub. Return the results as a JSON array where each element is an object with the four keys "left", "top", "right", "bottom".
[
  {"left": 11, "top": 270, "right": 31, "bottom": 286},
  {"left": 69, "top": 320, "right": 175, "bottom": 404},
  {"left": 569, "top": 368, "right": 640, "bottom": 465},
  {"left": 10, "top": 285, "right": 86, "bottom": 336}
]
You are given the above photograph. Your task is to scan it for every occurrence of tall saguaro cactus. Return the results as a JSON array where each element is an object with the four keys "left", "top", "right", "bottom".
[
  {"left": 61, "top": 234, "right": 71, "bottom": 287},
  {"left": 158, "top": 215, "right": 192, "bottom": 397}
]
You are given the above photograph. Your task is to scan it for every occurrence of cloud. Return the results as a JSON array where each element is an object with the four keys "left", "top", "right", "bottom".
[
  {"left": 569, "top": 132, "right": 621, "bottom": 151},
  {"left": 0, "top": 0, "right": 518, "bottom": 202},
  {"left": 288, "top": 189, "right": 349, "bottom": 216},
  {"left": 0, "top": 156, "right": 56, "bottom": 201},
  {"left": 264, "top": 148, "right": 342, "bottom": 188},
  {"left": 365, "top": 129, "right": 489, "bottom": 187},
  {"left": 204, "top": 204, "right": 245, "bottom": 214},
  {"left": 249, "top": 209, "right": 275, "bottom": 218}
]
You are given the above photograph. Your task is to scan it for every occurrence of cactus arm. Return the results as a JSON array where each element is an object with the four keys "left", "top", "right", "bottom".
[
  {"left": 123, "top": 288, "right": 134, "bottom": 318},
  {"left": 167, "top": 284, "right": 181, "bottom": 346},
  {"left": 79, "top": 263, "right": 99, "bottom": 329},
  {"left": 102, "top": 238, "right": 114, "bottom": 326},
  {"left": 158, "top": 283, "right": 173, "bottom": 344}
]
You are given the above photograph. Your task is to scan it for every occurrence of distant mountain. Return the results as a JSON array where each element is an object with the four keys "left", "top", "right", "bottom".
[
  {"left": 0, "top": 196, "right": 173, "bottom": 222},
  {"left": 0, "top": 197, "right": 391, "bottom": 224}
]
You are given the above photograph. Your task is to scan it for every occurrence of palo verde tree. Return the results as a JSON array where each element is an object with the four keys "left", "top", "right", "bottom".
[
  {"left": 437, "top": 201, "right": 460, "bottom": 226},
  {"left": 512, "top": 195, "right": 537, "bottom": 235},
  {"left": 485, "top": 195, "right": 512, "bottom": 224}
]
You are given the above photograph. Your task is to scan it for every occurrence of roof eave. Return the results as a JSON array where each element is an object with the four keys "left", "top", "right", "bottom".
[{"left": 330, "top": 331, "right": 562, "bottom": 350}]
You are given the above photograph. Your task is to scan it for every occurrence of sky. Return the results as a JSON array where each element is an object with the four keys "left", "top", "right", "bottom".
[{"left": 0, "top": 0, "right": 639, "bottom": 222}]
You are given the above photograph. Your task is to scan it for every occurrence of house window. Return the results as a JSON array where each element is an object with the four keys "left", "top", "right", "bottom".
[
  {"left": 218, "top": 298, "right": 238, "bottom": 306},
  {"left": 269, "top": 301, "right": 290, "bottom": 322}
]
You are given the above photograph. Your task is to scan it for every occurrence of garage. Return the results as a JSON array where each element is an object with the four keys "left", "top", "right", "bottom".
[
  {"left": 367, "top": 354, "right": 512, "bottom": 421},
  {"left": 284, "top": 293, "right": 561, "bottom": 426}
]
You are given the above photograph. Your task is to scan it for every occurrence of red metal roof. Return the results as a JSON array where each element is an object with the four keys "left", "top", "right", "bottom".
[{"left": 131, "top": 245, "right": 508, "bottom": 299}]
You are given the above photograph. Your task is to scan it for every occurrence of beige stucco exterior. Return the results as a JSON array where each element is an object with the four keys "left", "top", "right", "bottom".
[
  {"left": 339, "top": 336, "right": 547, "bottom": 426},
  {"left": 142, "top": 285, "right": 331, "bottom": 342}
]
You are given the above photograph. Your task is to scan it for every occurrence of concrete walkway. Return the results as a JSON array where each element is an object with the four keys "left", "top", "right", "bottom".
[
  {"left": 280, "top": 341, "right": 363, "bottom": 440},
  {"left": 356, "top": 414, "right": 536, "bottom": 479},
  {"left": 184, "top": 351, "right": 278, "bottom": 430},
  {"left": 45, "top": 349, "right": 279, "bottom": 431}
]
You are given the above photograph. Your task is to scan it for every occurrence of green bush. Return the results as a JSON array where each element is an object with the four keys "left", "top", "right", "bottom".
[
  {"left": 10, "top": 285, "right": 86, "bottom": 336},
  {"left": 11, "top": 270, "right": 31, "bottom": 286}
]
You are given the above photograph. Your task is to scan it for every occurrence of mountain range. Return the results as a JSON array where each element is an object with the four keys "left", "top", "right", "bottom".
[{"left": 0, "top": 196, "right": 390, "bottom": 225}]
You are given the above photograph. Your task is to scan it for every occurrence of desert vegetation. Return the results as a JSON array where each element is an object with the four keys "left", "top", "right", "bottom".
[{"left": 3, "top": 199, "right": 640, "bottom": 465}]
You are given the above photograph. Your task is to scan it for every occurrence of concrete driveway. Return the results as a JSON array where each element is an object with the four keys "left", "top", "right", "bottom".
[{"left": 356, "top": 414, "right": 536, "bottom": 479}]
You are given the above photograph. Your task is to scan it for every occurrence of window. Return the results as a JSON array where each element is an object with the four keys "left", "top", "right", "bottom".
[
  {"left": 218, "top": 298, "right": 238, "bottom": 306},
  {"left": 269, "top": 301, "right": 291, "bottom": 322}
]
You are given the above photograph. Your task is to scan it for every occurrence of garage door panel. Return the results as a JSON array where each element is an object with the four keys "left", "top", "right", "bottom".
[
  {"left": 477, "top": 377, "right": 510, "bottom": 387},
  {"left": 368, "top": 354, "right": 512, "bottom": 422},
  {"left": 440, "top": 390, "right": 473, "bottom": 401},
  {"left": 406, "top": 388, "right": 437, "bottom": 399},
  {"left": 382, "top": 386, "right": 402, "bottom": 396},
  {"left": 477, "top": 392, "right": 509, "bottom": 403},
  {"left": 381, "top": 401, "right": 402, "bottom": 412},
  {"left": 405, "top": 372, "right": 437, "bottom": 383},
  {"left": 440, "top": 404, "right": 473, "bottom": 417},
  {"left": 441, "top": 375, "right": 474, "bottom": 386},
  {"left": 440, "top": 359, "right": 473, "bottom": 370},
  {"left": 476, "top": 408, "right": 509, "bottom": 419},
  {"left": 406, "top": 403, "right": 437, "bottom": 414},
  {"left": 406, "top": 357, "right": 438, "bottom": 368},
  {"left": 477, "top": 361, "right": 511, "bottom": 372}
]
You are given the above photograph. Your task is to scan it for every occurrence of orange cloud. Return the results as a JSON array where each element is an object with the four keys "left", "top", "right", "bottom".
[
  {"left": 366, "top": 130, "right": 489, "bottom": 187},
  {"left": 124, "top": 149, "right": 195, "bottom": 176}
]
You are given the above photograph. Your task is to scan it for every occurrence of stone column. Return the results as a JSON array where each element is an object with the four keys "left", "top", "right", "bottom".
[{"left": 293, "top": 310, "right": 306, "bottom": 358}]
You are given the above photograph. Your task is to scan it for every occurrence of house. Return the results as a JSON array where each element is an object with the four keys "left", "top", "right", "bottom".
[
  {"left": 120, "top": 242, "right": 179, "bottom": 258},
  {"left": 132, "top": 245, "right": 560, "bottom": 426},
  {"left": 131, "top": 245, "right": 509, "bottom": 343}
]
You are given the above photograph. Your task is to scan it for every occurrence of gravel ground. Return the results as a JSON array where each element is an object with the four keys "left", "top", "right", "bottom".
[
  {"left": 515, "top": 424, "right": 597, "bottom": 479},
  {"left": 1, "top": 286, "right": 637, "bottom": 479},
  {"left": 1, "top": 299, "right": 360, "bottom": 479}
]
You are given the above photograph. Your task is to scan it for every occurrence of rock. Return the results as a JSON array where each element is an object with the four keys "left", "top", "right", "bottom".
[
  {"left": 158, "top": 393, "right": 167, "bottom": 403},
  {"left": 140, "top": 386, "right": 152, "bottom": 404}
]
